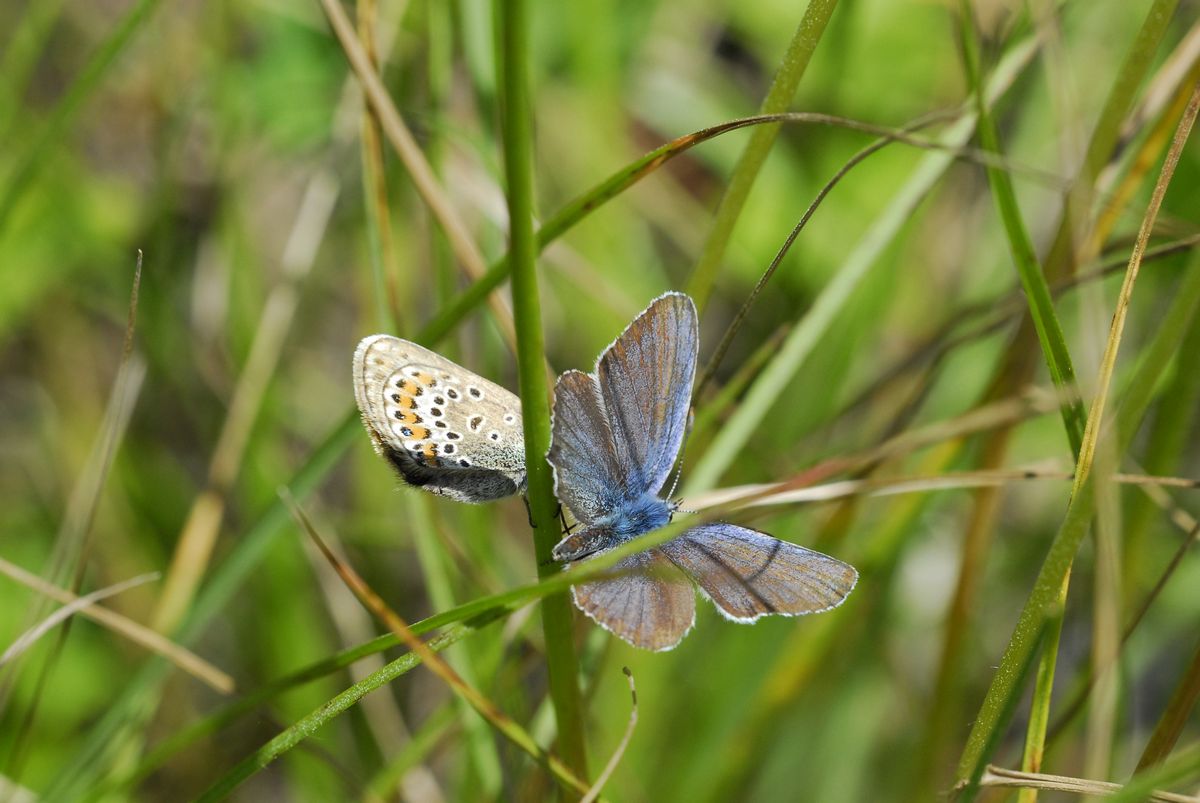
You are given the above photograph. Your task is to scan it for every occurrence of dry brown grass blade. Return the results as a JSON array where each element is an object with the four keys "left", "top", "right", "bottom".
[
  {"left": 1073, "top": 81, "right": 1200, "bottom": 496},
  {"left": 302, "top": 532, "right": 445, "bottom": 803},
  {"left": 0, "top": 558, "right": 233, "bottom": 693},
  {"left": 980, "top": 764, "right": 1199, "bottom": 802},
  {"left": 356, "top": 0, "right": 404, "bottom": 330},
  {"left": 690, "top": 468, "right": 1198, "bottom": 513},
  {"left": 0, "top": 253, "right": 147, "bottom": 733},
  {"left": 283, "top": 493, "right": 595, "bottom": 798},
  {"left": 685, "top": 387, "right": 1061, "bottom": 511},
  {"left": 315, "top": 0, "right": 518, "bottom": 350},
  {"left": 1, "top": 573, "right": 158, "bottom": 666},
  {"left": 151, "top": 172, "right": 339, "bottom": 634}
]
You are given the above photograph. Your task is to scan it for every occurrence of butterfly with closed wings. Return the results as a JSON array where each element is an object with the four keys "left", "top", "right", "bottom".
[{"left": 354, "top": 335, "right": 526, "bottom": 504}]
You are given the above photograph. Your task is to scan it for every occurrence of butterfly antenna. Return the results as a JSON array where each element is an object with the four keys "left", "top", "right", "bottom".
[{"left": 666, "top": 406, "right": 693, "bottom": 503}]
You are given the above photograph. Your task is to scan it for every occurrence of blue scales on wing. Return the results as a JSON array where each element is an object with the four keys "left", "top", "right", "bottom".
[
  {"left": 595, "top": 292, "right": 697, "bottom": 498},
  {"left": 659, "top": 523, "right": 859, "bottom": 622}
]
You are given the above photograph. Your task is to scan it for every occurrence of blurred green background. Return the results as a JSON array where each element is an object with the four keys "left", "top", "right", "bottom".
[{"left": 2, "top": 0, "right": 1199, "bottom": 800}]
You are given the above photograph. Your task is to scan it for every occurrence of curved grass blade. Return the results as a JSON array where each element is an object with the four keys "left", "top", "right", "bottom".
[
  {"left": 685, "top": 0, "right": 841, "bottom": 311},
  {"left": 278, "top": 499, "right": 593, "bottom": 800},
  {"left": 193, "top": 618, "right": 504, "bottom": 802},
  {"left": 955, "top": 81, "right": 1200, "bottom": 799},
  {"left": 957, "top": 0, "right": 1084, "bottom": 455},
  {"left": 683, "top": 37, "right": 1039, "bottom": 494}
]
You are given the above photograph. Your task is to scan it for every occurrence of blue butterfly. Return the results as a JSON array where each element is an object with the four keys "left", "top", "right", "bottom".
[{"left": 547, "top": 292, "right": 858, "bottom": 651}]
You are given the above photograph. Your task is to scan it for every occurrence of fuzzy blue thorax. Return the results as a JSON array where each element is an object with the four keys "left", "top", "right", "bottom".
[
  {"left": 551, "top": 492, "right": 675, "bottom": 563},
  {"left": 607, "top": 493, "right": 673, "bottom": 540}
]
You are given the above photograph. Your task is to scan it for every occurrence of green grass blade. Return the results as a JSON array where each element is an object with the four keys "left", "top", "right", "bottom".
[
  {"left": 956, "top": 84, "right": 1200, "bottom": 797},
  {"left": 1041, "top": 0, "right": 1181, "bottom": 278},
  {"left": 957, "top": 1, "right": 1084, "bottom": 455},
  {"left": 1110, "top": 742, "right": 1200, "bottom": 803},
  {"left": 683, "top": 37, "right": 1038, "bottom": 495},
  {"left": 498, "top": 0, "right": 588, "bottom": 779},
  {"left": 1136, "top": 638, "right": 1200, "bottom": 772},
  {"left": 685, "top": 0, "right": 841, "bottom": 311},
  {"left": 195, "top": 618, "right": 502, "bottom": 802}
]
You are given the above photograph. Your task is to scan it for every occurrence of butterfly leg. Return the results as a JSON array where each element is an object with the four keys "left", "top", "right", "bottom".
[{"left": 522, "top": 494, "right": 536, "bottom": 529}]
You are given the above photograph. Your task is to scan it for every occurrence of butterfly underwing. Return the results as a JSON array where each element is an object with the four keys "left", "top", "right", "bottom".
[{"left": 354, "top": 335, "right": 526, "bottom": 503}]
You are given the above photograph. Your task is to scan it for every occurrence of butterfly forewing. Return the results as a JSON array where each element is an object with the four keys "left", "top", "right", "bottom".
[
  {"left": 547, "top": 369, "right": 629, "bottom": 524},
  {"left": 572, "top": 549, "right": 696, "bottom": 652},
  {"left": 596, "top": 292, "right": 697, "bottom": 498},
  {"left": 660, "top": 523, "right": 858, "bottom": 622},
  {"left": 354, "top": 335, "right": 526, "bottom": 503}
]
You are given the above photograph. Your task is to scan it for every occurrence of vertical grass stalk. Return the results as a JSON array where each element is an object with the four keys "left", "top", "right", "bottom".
[
  {"left": 956, "top": 81, "right": 1200, "bottom": 799},
  {"left": 956, "top": 0, "right": 1084, "bottom": 454},
  {"left": 497, "top": 0, "right": 589, "bottom": 780},
  {"left": 955, "top": 6, "right": 1085, "bottom": 795}
]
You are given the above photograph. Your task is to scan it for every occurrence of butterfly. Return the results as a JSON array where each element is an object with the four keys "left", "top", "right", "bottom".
[
  {"left": 547, "top": 292, "right": 858, "bottom": 651},
  {"left": 354, "top": 335, "right": 526, "bottom": 503}
]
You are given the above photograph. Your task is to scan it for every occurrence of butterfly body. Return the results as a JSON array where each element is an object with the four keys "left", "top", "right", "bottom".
[
  {"left": 354, "top": 334, "right": 526, "bottom": 503},
  {"left": 547, "top": 292, "right": 858, "bottom": 651},
  {"left": 552, "top": 495, "right": 673, "bottom": 562}
]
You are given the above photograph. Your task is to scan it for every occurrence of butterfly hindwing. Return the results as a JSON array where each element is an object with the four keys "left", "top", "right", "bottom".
[
  {"left": 571, "top": 549, "right": 696, "bottom": 652},
  {"left": 354, "top": 335, "right": 525, "bottom": 503},
  {"left": 595, "top": 292, "right": 697, "bottom": 498},
  {"left": 660, "top": 523, "right": 858, "bottom": 622}
]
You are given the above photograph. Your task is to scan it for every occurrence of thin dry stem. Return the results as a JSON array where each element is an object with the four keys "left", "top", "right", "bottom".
[
  {"left": 152, "top": 172, "right": 340, "bottom": 634},
  {"left": 981, "top": 764, "right": 1199, "bottom": 802},
  {"left": 287, "top": 495, "right": 594, "bottom": 798},
  {"left": 581, "top": 668, "right": 638, "bottom": 803},
  {"left": 0, "top": 558, "right": 233, "bottom": 693},
  {"left": 315, "top": 0, "right": 518, "bottom": 349}
]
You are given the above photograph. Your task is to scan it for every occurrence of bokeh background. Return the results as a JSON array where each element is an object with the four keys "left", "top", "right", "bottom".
[{"left": 2, "top": 0, "right": 1199, "bottom": 800}]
